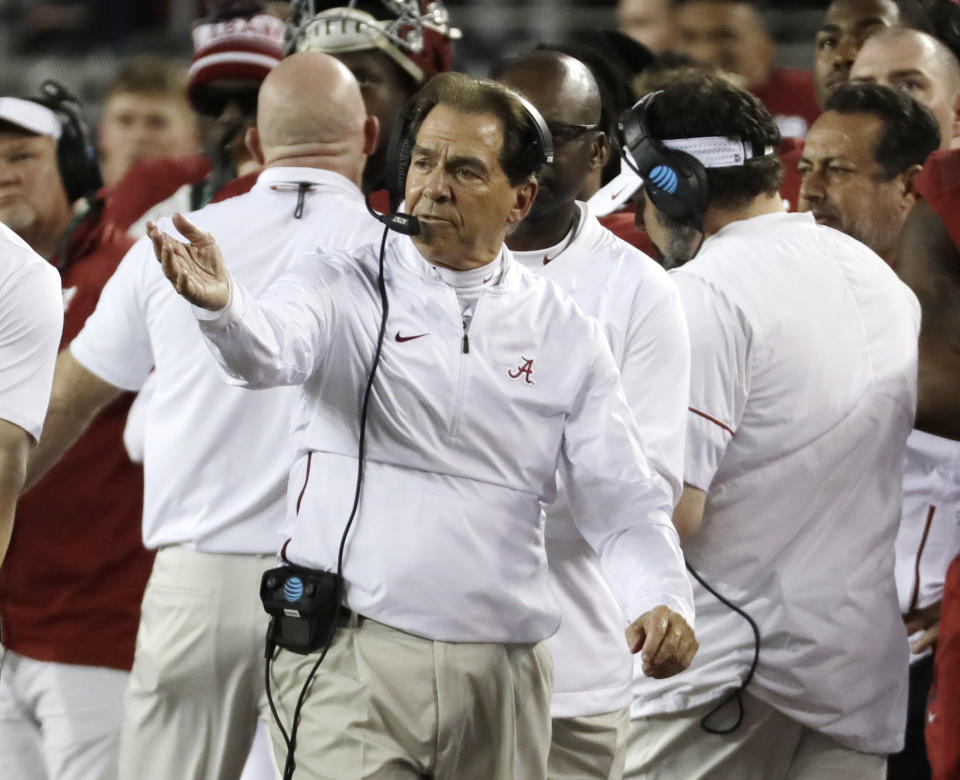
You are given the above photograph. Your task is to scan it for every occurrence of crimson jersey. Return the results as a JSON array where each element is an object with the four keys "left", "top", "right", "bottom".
[
  {"left": 103, "top": 153, "right": 260, "bottom": 232},
  {"left": 928, "top": 554, "right": 960, "bottom": 780},
  {"left": 0, "top": 206, "right": 151, "bottom": 671},
  {"left": 753, "top": 67, "right": 820, "bottom": 138}
]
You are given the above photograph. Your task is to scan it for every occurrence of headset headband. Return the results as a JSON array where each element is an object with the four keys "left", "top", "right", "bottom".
[{"left": 619, "top": 90, "right": 774, "bottom": 229}]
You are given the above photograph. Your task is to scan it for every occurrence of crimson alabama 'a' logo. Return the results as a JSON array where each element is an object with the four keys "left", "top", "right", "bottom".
[{"left": 508, "top": 356, "right": 535, "bottom": 386}]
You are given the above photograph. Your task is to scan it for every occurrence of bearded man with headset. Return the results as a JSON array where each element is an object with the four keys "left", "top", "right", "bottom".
[{"left": 151, "top": 71, "right": 698, "bottom": 780}]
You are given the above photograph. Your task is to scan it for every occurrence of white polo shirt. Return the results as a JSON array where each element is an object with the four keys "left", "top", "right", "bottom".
[
  {"left": 194, "top": 232, "right": 695, "bottom": 644},
  {"left": 513, "top": 202, "right": 690, "bottom": 718},
  {"left": 897, "top": 429, "right": 960, "bottom": 660},
  {"left": 71, "top": 167, "right": 380, "bottom": 553},
  {"left": 0, "top": 221, "right": 63, "bottom": 442},
  {"left": 632, "top": 211, "right": 919, "bottom": 755}
]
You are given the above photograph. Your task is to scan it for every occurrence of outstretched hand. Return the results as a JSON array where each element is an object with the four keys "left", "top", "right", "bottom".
[
  {"left": 148, "top": 213, "right": 230, "bottom": 311},
  {"left": 626, "top": 605, "right": 698, "bottom": 679}
]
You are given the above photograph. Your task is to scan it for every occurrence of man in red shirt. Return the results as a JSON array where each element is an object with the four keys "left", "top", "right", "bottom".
[
  {"left": 0, "top": 81, "right": 150, "bottom": 780},
  {"left": 671, "top": 0, "right": 820, "bottom": 136},
  {"left": 897, "top": 149, "right": 960, "bottom": 780}
]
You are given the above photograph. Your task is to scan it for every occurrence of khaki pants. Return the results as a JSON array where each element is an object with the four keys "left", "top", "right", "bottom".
[
  {"left": 549, "top": 707, "right": 631, "bottom": 780},
  {"left": 624, "top": 692, "right": 887, "bottom": 780},
  {"left": 268, "top": 613, "right": 553, "bottom": 779},
  {"left": 118, "top": 546, "right": 276, "bottom": 780}
]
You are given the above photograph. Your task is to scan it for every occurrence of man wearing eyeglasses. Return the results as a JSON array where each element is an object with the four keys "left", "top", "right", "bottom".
[{"left": 496, "top": 50, "right": 692, "bottom": 780}]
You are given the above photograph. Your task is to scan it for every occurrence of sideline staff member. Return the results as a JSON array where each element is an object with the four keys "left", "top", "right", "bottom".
[
  {"left": 152, "top": 73, "right": 698, "bottom": 779},
  {"left": 622, "top": 75, "right": 919, "bottom": 778}
]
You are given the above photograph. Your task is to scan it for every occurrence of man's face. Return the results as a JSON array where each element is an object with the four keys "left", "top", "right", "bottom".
[
  {"left": 674, "top": 1, "right": 773, "bottom": 87},
  {"left": 799, "top": 111, "right": 908, "bottom": 262},
  {"left": 851, "top": 32, "right": 958, "bottom": 149},
  {"left": 98, "top": 91, "right": 197, "bottom": 185},
  {"left": 0, "top": 127, "right": 73, "bottom": 249},
  {"left": 192, "top": 78, "right": 261, "bottom": 171},
  {"left": 813, "top": 0, "right": 901, "bottom": 107},
  {"left": 335, "top": 50, "right": 418, "bottom": 191},
  {"left": 405, "top": 104, "right": 534, "bottom": 269},
  {"left": 636, "top": 188, "right": 701, "bottom": 268},
  {"left": 496, "top": 69, "right": 603, "bottom": 222},
  {"left": 617, "top": 0, "right": 675, "bottom": 53}
]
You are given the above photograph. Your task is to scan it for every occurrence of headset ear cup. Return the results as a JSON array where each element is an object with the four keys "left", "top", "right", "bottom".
[
  {"left": 34, "top": 80, "right": 102, "bottom": 203},
  {"left": 620, "top": 93, "right": 707, "bottom": 229},
  {"left": 384, "top": 96, "right": 421, "bottom": 211}
]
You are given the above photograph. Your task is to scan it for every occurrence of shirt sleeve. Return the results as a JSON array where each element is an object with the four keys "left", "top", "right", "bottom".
[
  {"left": 0, "top": 262, "right": 64, "bottom": 442},
  {"left": 70, "top": 236, "right": 156, "bottom": 391},
  {"left": 673, "top": 272, "right": 752, "bottom": 491},
  {"left": 194, "top": 248, "right": 350, "bottom": 389},
  {"left": 620, "top": 277, "right": 690, "bottom": 506},
  {"left": 560, "top": 324, "right": 695, "bottom": 626}
]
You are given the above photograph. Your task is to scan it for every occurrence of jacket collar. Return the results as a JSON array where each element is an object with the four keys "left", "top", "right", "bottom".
[
  {"left": 253, "top": 167, "right": 363, "bottom": 199},
  {"left": 388, "top": 233, "right": 523, "bottom": 295}
]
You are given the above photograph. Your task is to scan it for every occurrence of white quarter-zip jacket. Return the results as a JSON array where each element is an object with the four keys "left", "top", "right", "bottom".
[
  {"left": 513, "top": 202, "right": 691, "bottom": 718},
  {"left": 194, "top": 231, "right": 695, "bottom": 644}
]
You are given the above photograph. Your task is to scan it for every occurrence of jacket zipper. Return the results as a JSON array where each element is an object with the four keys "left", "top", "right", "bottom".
[{"left": 449, "top": 295, "right": 482, "bottom": 438}]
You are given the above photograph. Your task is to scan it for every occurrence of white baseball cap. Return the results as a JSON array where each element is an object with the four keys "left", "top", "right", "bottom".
[{"left": 0, "top": 97, "right": 62, "bottom": 140}]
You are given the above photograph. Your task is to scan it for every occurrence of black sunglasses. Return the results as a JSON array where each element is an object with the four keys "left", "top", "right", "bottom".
[
  {"left": 191, "top": 87, "right": 259, "bottom": 119},
  {"left": 545, "top": 122, "right": 601, "bottom": 145}
]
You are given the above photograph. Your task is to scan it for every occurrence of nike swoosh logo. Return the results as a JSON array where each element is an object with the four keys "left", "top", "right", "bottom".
[{"left": 395, "top": 331, "right": 428, "bottom": 343}]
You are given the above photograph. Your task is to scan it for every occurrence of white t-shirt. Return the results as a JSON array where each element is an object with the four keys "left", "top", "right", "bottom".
[
  {"left": 0, "top": 221, "right": 63, "bottom": 442},
  {"left": 897, "top": 429, "right": 960, "bottom": 660},
  {"left": 632, "top": 211, "right": 919, "bottom": 755},
  {"left": 71, "top": 167, "right": 380, "bottom": 553},
  {"left": 513, "top": 202, "right": 690, "bottom": 718}
]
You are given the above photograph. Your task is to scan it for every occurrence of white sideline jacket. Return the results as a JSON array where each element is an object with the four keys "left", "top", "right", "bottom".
[
  {"left": 193, "top": 231, "right": 695, "bottom": 644},
  {"left": 513, "top": 202, "right": 691, "bottom": 718}
]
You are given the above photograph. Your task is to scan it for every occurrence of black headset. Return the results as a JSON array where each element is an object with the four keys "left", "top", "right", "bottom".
[
  {"left": 26, "top": 80, "right": 103, "bottom": 203},
  {"left": 619, "top": 91, "right": 709, "bottom": 230},
  {"left": 368, "top": 85, "right": 554, "bottom": 236}
]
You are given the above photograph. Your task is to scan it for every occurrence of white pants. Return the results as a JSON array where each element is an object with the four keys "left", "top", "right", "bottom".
[
  {"left": 118, "top": 546, "right": 277, "bottom": 780},
  {"left": 0, "top": 649, "right": 128, "bottom": 780},
  {"left": 624, "top": 692, "right": 887, "bottom": 779}
]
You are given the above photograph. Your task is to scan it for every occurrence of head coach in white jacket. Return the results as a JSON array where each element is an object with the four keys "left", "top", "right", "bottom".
[{"left": 151, "top": 72, "right": 697, "bottom": 780}]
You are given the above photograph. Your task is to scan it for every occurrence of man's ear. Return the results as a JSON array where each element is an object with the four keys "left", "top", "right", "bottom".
[
  {"left": 507, "top": 179, "right": 539, "bottom": 224},
  {"left": 902, "top": 163, "right": 923, "bottom": 208},
  {"left": 590, "top": 132, "right": 610, "bottom": 172},
  {"left": 363, "top": 115, "right": 380, "bottom": 157},
  {"left": 244, "top": 127, "right": 264, "bottom": 166}
]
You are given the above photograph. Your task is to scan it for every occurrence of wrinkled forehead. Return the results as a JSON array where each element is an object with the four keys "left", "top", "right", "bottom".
[
  {"left": 804, "top": 110, "right": 883, "bottom": 161},
  {"left": 414, "top": 104, "right": 505, "bottom": 160}
]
